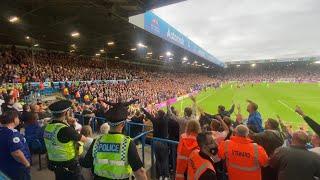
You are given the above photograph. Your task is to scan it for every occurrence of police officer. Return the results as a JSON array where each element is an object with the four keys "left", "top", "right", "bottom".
[
  {"left": 81, "top": 101, "right": 147, "bottom": 180},
  {"left": 187, "top": 132, "right": 218, "bottom": 180},
  {"left": 44, "top": 100, "right": 87, "bottom": 180},
  {"left": 0, "top": 110, "right": 31, "bottom": 180}
]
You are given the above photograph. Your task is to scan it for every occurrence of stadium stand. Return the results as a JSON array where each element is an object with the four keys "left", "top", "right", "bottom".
[{"left": 1, "top": 0, "right": 320, "bottom": 180}]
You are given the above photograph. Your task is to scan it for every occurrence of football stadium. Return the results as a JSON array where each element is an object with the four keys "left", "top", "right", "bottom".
[{"left": 0, "top": 0, "right": 319, "bottom": 180}]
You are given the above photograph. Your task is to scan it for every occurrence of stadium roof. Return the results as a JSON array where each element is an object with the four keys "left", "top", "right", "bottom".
[{"left": 0, "top": 0, "right": 222, "bottom": 69}]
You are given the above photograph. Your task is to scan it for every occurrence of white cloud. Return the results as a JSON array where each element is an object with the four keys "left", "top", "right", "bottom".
[{"left": 153, "top": 0, "right": 320, "bottom": 61}]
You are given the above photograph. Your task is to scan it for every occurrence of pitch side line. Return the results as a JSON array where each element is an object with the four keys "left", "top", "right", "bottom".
[
  {"left": 197, "top": 93, "right": 214, "bottom": 104},
  {"left": 278, "top": 100, "right": 295, "bottom": 113}
]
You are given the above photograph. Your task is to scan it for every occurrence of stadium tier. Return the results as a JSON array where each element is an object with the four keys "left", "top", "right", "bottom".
[{"left": 1, "top": 1, "right": 320, "bottom": 180}]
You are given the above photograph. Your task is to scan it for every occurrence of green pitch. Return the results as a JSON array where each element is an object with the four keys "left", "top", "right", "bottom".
[{"left": 172, "top": 83, "right": 320, "bottom": 129}]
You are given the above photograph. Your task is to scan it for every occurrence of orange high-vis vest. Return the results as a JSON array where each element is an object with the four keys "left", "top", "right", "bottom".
[
  {"left": 75, "top": 91, "right": 80, "bottom": 98},
  {"left": 218, "top": 136, "right": 268, "bottom": 180},
  {"left": 175, "top": 133, "right": 199, "bottom": 180},
  {"left": 63, "top": 88, "right": 69, "bottom": 96},
  {"left": 187, "top": 150, "right": 215, "bottom": 180}
]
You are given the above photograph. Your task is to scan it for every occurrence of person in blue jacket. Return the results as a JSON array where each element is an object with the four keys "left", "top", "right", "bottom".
[{"left": 0, "top": 110, "right": 31, "bottom": 180}]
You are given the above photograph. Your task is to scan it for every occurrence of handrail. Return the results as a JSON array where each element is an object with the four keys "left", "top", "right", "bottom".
[
  {"left": 150, "top": 137, "right": 179, "bottom": 179},
  {"left": 133, "top": 130, "right": 153, "bottom": 141},
  {"left": 132, "top": 130, "right": 154, "bottom": 165}
]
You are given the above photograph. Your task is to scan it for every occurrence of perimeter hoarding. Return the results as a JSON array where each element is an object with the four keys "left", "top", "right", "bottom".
[{"left": 130, "top": 11, "right": 224, "bottom": 67}]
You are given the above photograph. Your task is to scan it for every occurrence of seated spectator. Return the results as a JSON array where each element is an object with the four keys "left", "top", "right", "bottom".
[
  {"left": 24, "top": 112, "right": 46, "bottom": 153},
  {"left": 270, "top": 130, "right": 320, "bottom": 180}
]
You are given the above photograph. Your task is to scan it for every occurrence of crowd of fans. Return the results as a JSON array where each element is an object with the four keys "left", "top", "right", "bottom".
[
  {"left": 0, "top": 91, "right": 320, "bottom": 180},
  {"left": 0, "top": 46, "right": 320, "bottom": 180},
  {"left": 220, "top": 62, "right": 320, "bottom": 82}
]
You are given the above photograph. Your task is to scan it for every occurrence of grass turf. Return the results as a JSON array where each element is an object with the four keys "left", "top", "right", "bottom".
[{"left": 172, "top": 83, "right": 320, "bottom": 129}]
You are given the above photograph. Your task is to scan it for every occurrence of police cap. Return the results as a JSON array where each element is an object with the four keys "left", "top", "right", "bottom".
[{"left": 49, "top": 100, "right": 72, "bottom": 114}]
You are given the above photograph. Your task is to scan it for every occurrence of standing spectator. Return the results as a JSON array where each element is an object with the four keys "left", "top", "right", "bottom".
[
  {"left": 249, "top": 118, "right": 284, "bottom": 180},
  {"left": 246, "top": 100, "right": 264, "bottom": 133},
  {"left": 80, "top": 125, "right": 93, "bottom": 157},
  {"left": 176, "top": 120, "right": 200, "bottom": 180},
  {"left": 217, "top": 102, "right": 235, "bottom": 118},
  {"left": 218, "top": 125, "right": 269, "bottom": 180},
  {"left": 24, "top": 112, "right": 46, "bottom": 153},
  {"left": 79, "top": 126, "right": 94, "bottom": 180},
  {"left": 270, "top": 131, "right": 320, "bottom": 180},
  {"left": 187, "top": 132, "right": 218, "bottom": 180},
  {"left": 20, "top": 104, "right": 31, "bottom": 123},
  {"left": 167, "top": 97, "right": 197, "bottom": 136},
  {"left": 295, "top": 106, "right": 320, "bottom": 136},
  {"left": 130, "top": 110, "right": 144, "bottom": 139},
  {"left": 166, "top": 106, "right": 180, "bottom": 173},
  {"left": 210, "top": 115, "right": 230, "bottom": 180},
  {"left": 0, "top": 110, "right": 31, "bottom": 180},
  {"left": 82, "top": 105, "right": 95, "bottom": 125},
  {"left": 210, "top": 115, "right": 230, "bottom": 145},
  {"left": 99, "top": 123, "right": 110, "bottom": 134},
  {"left": 141, "top": 108, "right": 169, "bottom": 179},
  {"left": 233, "top": 104, "right": 244, "bottom": 128},
  {"left": 310, "top": 134, "right": 320, "bottom": 156}
]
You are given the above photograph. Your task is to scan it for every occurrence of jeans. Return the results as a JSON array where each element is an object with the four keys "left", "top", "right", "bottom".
[
  {"left": 169, "top": 143, "right": 177, "bottom": 173},
  {"left": 154, "top": 141, "right": 170, "bottom": 178}
]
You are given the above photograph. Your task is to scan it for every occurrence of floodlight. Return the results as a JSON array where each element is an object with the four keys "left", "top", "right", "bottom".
[
  {"left": 107, "top": 41, "right": 114, "bottom": 46},
  {"left": 9, "top": 16, "right": 19, "bottom": 23},
  {"left": 71, "top": 32, "right": 80, "bottom": 37},
  {"left": 251, "top": 63, "right": 256, "bottom": 67}
]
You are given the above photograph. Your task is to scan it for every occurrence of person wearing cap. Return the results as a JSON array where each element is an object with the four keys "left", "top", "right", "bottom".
[
  {"left": 43, "top": 100, "right": 87, "bottom": 180},
  {"left": 80, "top": 101, "right": 147, "bottom": 180}
]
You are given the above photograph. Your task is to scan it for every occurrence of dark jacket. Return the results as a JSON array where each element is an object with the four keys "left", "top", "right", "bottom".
[
  {"left": 141, "top": 108, "right": 168, "bottom": 139},
  {"left": 304, "top": 116, "right": 320, "bottom": 137},
  {"left": 270, "top": 145, "right": 320, "bottom": 180}
]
